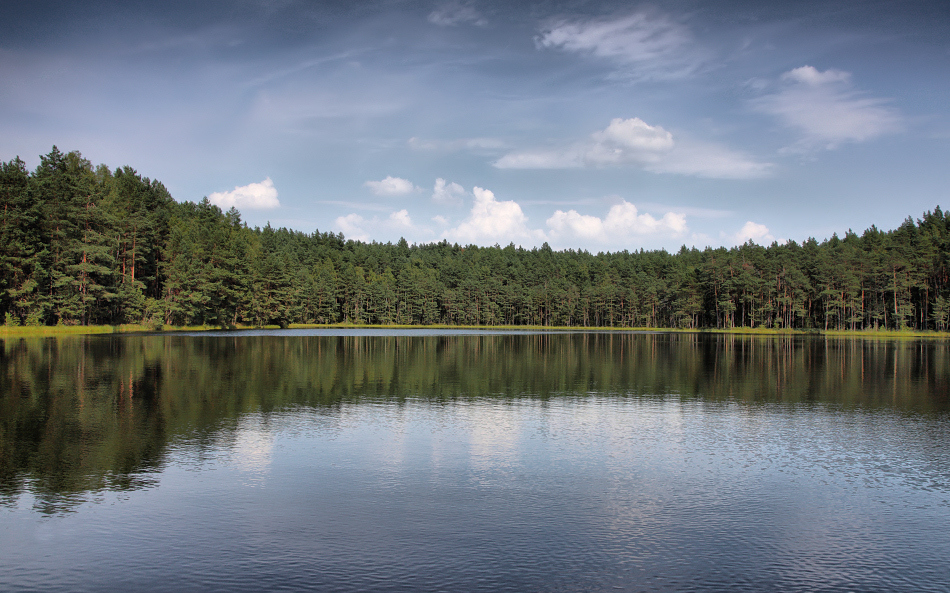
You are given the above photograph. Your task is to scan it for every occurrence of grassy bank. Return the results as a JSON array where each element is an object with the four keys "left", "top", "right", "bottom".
[{"left": 1, "top": 323, "right": 947, "bottom": 339}]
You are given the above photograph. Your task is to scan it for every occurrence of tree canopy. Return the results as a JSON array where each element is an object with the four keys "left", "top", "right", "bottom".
[{"left": 2, "top": 147, "right": 949, "bottom": 331}]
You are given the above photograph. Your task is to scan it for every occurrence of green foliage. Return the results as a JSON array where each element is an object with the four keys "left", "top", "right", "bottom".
[{"left": 1, "top": 146, "right": 949, "bottom": 331}]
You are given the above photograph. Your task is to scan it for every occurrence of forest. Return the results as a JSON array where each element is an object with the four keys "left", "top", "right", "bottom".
[{"left": 1, "top": 146, "right": 949, "bottom": 331}]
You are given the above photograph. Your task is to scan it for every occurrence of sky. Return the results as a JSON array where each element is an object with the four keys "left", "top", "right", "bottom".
[{"left": 2, "top": 0, "right": 949, "bottom": 252}]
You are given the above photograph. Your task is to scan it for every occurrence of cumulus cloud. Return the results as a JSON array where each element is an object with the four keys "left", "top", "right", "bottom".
[
  {"left": 335, "top": 213, "right": 370, "bottom": 242},
  {"left": 591, "top": 117, "right": 675, "bottom": 153},
  {"left": 494, "top": 117, "right": 670, "bottom": 169},
  {"left": 731, "top": 221, "right": 775, "bottom": 245},
  {"left": 494, "top": 117, "right": 770, "bottom": 179},
  {"left": 208, "top": 178, "right": 280, "bottom": 210},
  {"left": 335, "top": 209, "right": 420, "bottom": 242},
  {"left": 443, "top": 187, "right": 546, "bottom": 246},
  {"left": 364, "top": 176, "right": 416, "bottom": 196},
  {"left": 547, "top": 201, "right": 687, "bottom": 246},
  {"left": 389, "top": 209, "right": 413, "bottom": 228},
  {"left": 751, "top": 65, "right": 902, "bottom": 150},
  {"left": 428, "top": 1, "right": 487, "bottom": 26},
  {"left": 537, "top": 11, "right": 704, "bottom": 80},
  {"left": 432, "top": 178, "right": 467, "bottom": 205}
]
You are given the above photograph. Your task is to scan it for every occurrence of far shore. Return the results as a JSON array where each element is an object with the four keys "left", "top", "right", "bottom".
[{"left": 0, "top": 323, "right": 947, "bottom": 340}]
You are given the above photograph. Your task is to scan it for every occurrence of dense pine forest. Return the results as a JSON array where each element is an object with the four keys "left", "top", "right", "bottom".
[{"left": 1, "top": 146, "right": 949, "bottom": 331}]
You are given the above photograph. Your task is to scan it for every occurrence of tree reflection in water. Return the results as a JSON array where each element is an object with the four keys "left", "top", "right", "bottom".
[{"left": 1, "top": 331, "right": 947, "bottom": 513}]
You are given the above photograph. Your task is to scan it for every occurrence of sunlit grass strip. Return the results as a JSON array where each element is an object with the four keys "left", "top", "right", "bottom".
[
  {"left": 821, "top": 328, "right": 950, "bottom": 339},
  {"left": 0, "top": 324, "right": 209, "bottom": 337},
  {"left": 1, "top": 323, "right": 947, "bottom": 339},
  {"left": 287, "top": 323, "right": 675, "bottom": 331},
  {"left": 0, "top": 325, "right": 117, "bottom": 338},
  {"left": 288, "top": 323, "right": 950, "bottom": 338}
]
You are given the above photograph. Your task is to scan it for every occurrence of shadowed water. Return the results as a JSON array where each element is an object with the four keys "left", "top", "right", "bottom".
[{"left": 1, "top": 331, "right": 949, "bottom": 591}]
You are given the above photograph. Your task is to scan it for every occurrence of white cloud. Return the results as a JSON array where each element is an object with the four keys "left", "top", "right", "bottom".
[
  {"left": 591, "top": 117, "right": 674, "bottom": 153},
  {"left": 208, "top": 178, "right": 280, "bottom": 210},
  {"left": 547, "top": 201, "right": 687, "bottom": 246},
  {"left": 364, "top": 176, "right": 416, "bottom": 196},
  {"left": 646, "top": 139, "right": 773, "bottom": 179},
  {"left": 751, "top": 65, "right": 902, "bottom": 150},
  {"left": 782, "top": 65, "right": 850, "bottom": 86},
  {"left": 389, "top": 209, "right": 413, "bottom": 228},
  {"left": 494, "top": 118, "right": 770, "bottom": 179},
  {"left": 493, "top": 149, "right": 580, "bottom": 170},
  {"left": 731, "top": 221, "right": 775, "bottom": 245},
  {"left": 537, "top": 11, "right": 704, "bottom": 80},
  {"left": 335, "top": 209, "right": 422, "bottom": 242},
  {"left": 428, "top": 1, "right": 487, "bottom": 26},
  {"left": 335, "top": 213, "right": 370, "bottom": 241},
  {"left": 443, "top": 187, "right": 546, "bottom": 246},
  {"left": 637, "top": 204, "right": 733, "bottom": 219},
  {"left": 432, "top": 178, "right": 467, "bottom": 205},
  {"left": 494, "top": 117, "right": 670, "bottom": 169}
]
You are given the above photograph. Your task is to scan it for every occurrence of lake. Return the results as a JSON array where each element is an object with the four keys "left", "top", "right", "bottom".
[{"left": 2, "top": 330, "right": 949, "bottom": 592}]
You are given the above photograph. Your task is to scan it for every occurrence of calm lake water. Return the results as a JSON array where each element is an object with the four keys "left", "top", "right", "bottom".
[{"left": 2, "top": 330, "right": 949, "bottom": 592}]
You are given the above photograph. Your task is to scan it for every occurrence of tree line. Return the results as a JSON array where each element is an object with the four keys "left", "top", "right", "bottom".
[{"left": 2, "top": 146, "right": 949, "bottom": 331}]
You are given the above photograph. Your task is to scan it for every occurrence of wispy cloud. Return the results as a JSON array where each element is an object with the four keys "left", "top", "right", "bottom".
[
  {"left": 537, "top": 10, "right": 705, "bottom": 80},
  {"left": 243, "top": 51, "right": 364, "bottom": 90},
  {"left": 428, "top": 1, "right": 487, "bottom": 27},
  {"left": 208, "top": 178, "right": 280, "bottom": 210},
  {"left": 364, "top": 176, "right": 417, "bottom": 196},
  {"left": 250, "top": 80, "right": 406, "bottom": 127},
  {"left": 646, "top": 139, "right": 773, "bottom": 179},
  {"left": 408, "top": 136, "right": 506, "bottom": 153},
  {"left": 494, "top": 118, "right": 771, "bottom": 179},
  {"left": 751, "top": 65, "right": 902, "bottom": 151}
]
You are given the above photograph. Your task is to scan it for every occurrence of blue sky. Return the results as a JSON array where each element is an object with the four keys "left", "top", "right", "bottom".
[{"left": 2, "top": 0, "right": 948, "bottom": 251}]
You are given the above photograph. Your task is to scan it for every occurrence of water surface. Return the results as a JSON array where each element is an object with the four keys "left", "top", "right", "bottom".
[{"left": 2, "top": 331, "right": 949, "bottom": 591}]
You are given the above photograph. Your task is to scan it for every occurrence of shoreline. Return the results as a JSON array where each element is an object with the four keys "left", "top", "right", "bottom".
[{"left": 0, "top": 323, "right": 947, "bottom": 339}]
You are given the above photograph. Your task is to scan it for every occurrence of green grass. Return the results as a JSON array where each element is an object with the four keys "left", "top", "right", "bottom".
[
  {"left": 0, "top": 323, "right": 222, "bottom": 337},
  {"left": 821, "top": 328, "right": 950, "bottom": 339},
  {"left": 1, "top": 322, "right": 947, "bottom": 339},
  {"left": 0, "top": 325, "right": 118, "bottom": 338}
]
